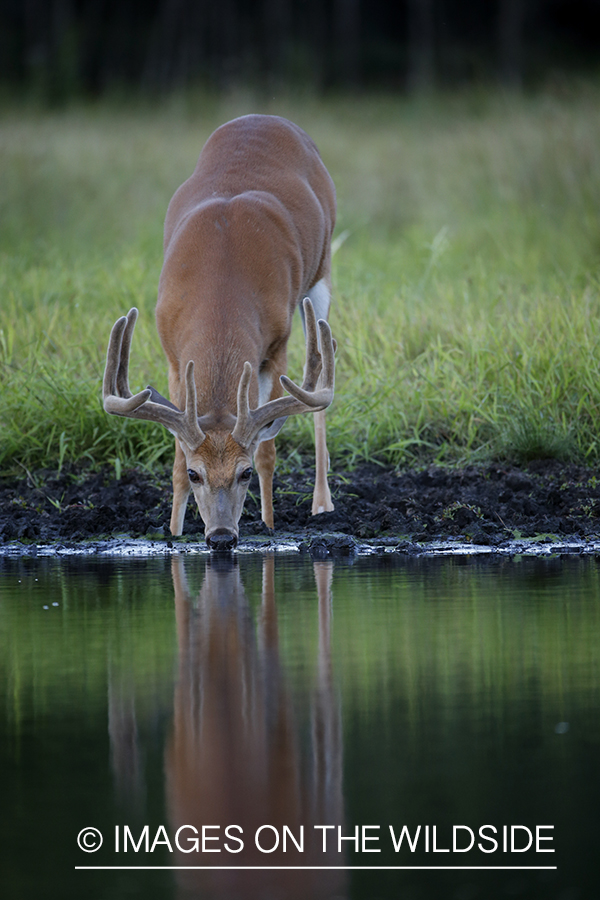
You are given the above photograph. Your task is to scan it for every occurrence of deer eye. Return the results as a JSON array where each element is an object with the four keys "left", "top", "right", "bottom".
[
  {"left": 239, "top": 467, "right": 253, "bottom": 483},
  {"left": 188, "top": 468, "right": 203, "bottom": 485}
]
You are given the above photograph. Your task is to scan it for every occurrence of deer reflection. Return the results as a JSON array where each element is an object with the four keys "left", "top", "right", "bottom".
[{"left": 166, "top": 554, "right": 346, "bottom": 900}]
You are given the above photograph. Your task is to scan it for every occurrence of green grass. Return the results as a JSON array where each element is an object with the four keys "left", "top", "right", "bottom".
[{"left": 2, "top": 83, "right": 600, "bottom": 474}]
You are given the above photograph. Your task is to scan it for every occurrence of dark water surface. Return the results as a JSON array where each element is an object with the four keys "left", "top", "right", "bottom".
[{"left": 1, "top": 553, "right": 599, "bottom": 900}]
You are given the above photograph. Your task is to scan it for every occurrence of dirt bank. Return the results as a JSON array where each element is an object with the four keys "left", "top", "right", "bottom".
[{"left": 2, "top": 458, "right": 600, "bottom": 548}]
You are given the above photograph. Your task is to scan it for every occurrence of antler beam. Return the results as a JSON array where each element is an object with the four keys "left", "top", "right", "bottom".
[
  {"left": 231, "top": 298, "right": 335, "bottom": 448},
  {"left": 102, "top": 307, "right": 205, "bottom": 449}
]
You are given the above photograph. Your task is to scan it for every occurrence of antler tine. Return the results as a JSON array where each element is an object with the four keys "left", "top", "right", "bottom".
[
  {"left": 280, "top": 317, "right": 335, "bottom": 408},
  {"left": 103, "top": 309, "right": 153, "bottom": 415},
  {"left": 300, "top": 295, "right": 322, "bottom": 392},
  {"left": 182, "top": 360, "right": 202, "bottom": 442},
  {"left": 103, "top": 312, "right": 128, "bottom": 401},
  {"left": 233, "top": 361, "right": 253, "bottom": 438},
  {"left": 116, "top": 307, "right": 138, "bottom": 397},
  {"left": 102, "top": 309, "right": 205, "bottom": 448},
  {"left": 231, "top": 299, "right": 335, "bottom": 448}
]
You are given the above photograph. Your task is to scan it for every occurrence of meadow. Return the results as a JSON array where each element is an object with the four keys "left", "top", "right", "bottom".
[{"left": 1, "top": 82, "right": 600, "bottom": 476}]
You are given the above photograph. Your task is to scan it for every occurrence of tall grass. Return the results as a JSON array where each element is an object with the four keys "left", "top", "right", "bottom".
[{"left": 2, "top": 84, "right": 600, "bottom": 473}]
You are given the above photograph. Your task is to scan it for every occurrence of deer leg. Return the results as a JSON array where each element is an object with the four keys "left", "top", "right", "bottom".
[
  {"left": 253, "top": 354, "right": 284, "bottom": 530},
  {"left": 312, "top": 408, "right": 333, "bottom": 514},
  {"left": 255, "top": 438, "right": 276, "bottom": 529},
  {"left": 170, "top": 439, "right": 190, "bottom": 536},
  {"left": 304, "top": 278, "right": 334, "bottom": 516}
]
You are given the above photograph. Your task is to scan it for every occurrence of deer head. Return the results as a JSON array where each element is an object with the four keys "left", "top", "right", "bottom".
[{"left": 102, "top": 299, "right": 335, "bottom": 549}]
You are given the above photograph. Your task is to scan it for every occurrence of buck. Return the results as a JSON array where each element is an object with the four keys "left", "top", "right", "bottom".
[
  {"left": 103, "top": 114, "right": 336, "bottom": 550},
  {"left": 166, "top": 555, "right": 345, "bottom": 897},
  {"left": 108, "top": 555, "right": 345, "bottom": 895}
]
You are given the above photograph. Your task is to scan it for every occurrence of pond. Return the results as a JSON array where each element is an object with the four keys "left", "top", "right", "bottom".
[{"left": 1, "top": 552, "right": 599, "bottom": 899}]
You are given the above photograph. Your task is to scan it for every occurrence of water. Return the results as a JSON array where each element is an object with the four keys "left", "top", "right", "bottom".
[{"left": 1, "top": 553, "right": 599, "bottom": 899}]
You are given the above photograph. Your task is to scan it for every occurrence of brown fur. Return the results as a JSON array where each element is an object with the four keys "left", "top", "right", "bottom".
[{"left": 156, "top": 115, "right": 336, "bottom": 542}]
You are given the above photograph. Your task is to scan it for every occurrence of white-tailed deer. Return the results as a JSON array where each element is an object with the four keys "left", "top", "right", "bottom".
[
  {"left": 167, "top": 555, "right": 346, "bottom": 898},
  {"left": 107, "top": 555, "right": 346, "bottom": 897},
  {"left": 103, "top": 115, "right": 336, "bottom": 550}
]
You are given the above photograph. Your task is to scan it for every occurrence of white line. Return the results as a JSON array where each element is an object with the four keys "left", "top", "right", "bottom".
[{"left": 75, "top": 866, "right": 558, "bottom": 871}]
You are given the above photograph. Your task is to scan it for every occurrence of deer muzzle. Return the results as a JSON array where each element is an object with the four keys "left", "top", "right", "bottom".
[{"left": 206, "top": 528, "right": 238, "bottom": 553}]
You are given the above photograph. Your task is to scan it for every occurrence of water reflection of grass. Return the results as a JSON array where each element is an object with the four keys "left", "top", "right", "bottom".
[
  {"left": 0, "top": 561, "right": 177, "bottom": 723},
  {"left": 324, "top": 558, "right": 600, "bottom": 719},
  {"left": 2, "top": 85, "right": 600, "bottom": 473},
  {"left": 2, "top": 558, "right": 599, "bottom": 724}
]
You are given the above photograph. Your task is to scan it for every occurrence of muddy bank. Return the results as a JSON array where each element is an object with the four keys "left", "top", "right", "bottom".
[{"left": 1, "top": 458, "right": 600, "bottom": 549}]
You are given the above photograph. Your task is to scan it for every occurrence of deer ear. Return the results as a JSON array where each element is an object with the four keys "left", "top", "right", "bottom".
[
  {"left": 255, "top": 416, "right": 288, "bottom": 443},
  {"left": 146, "top": 385, "right": 181, "bottom": 412}
]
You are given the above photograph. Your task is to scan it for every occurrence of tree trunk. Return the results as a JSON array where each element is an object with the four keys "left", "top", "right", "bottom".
[
  {"left": 407, "top": 0, "right": 435, "bottom": 93},
  {"left": 498, "top": 0, "right": 525, "bottom": 89},
  {"left": 333, "top": 0, "right": 361, "bottom": 87},
  {"left": 263, "top": 0, "right": 292, "bottom": 84}
]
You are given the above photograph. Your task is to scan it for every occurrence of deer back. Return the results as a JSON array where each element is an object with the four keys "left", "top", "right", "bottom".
[{"left": 156, "top": 114, "right": 336, "bottom": 414}]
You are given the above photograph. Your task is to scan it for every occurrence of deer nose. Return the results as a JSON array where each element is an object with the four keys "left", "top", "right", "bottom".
[{"left": 206, "top": 529, "right": 238, "bottom": 552}]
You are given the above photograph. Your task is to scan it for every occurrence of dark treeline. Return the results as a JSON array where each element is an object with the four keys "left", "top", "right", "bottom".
[{"left": 1, "top": 0, "right": 599, "bottom": 100}]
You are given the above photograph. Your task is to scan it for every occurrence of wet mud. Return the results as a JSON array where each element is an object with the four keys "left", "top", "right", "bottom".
[{"left": 2, "top": 458, "right": 600, "bottom": 553}]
